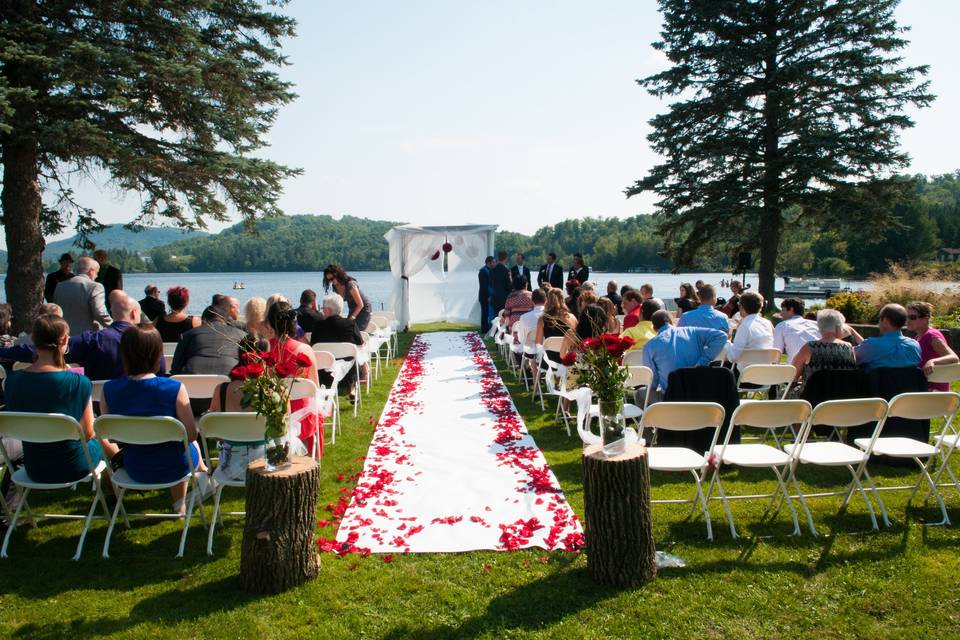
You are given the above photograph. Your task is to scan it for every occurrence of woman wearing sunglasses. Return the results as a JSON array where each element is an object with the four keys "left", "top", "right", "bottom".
[{"left": 906, "top": 301, "right": 959, "bottom": 390}]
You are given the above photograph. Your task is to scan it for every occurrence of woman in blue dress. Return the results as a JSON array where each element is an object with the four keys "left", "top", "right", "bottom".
[
  {"left": 102, "top": 324, "right": 209, "bottom": 514},
  {"left": 4, "top": 314, "right": 119, "bottom": 482}
]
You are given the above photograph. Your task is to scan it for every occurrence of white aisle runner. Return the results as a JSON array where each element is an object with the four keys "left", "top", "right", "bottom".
[{"left": 334, "top": 332, "right": 583, "bottom": 553}]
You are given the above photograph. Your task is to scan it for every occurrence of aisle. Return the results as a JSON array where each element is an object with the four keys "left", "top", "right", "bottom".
[{"left": 334, "top": 332, "right": 583, "bottom": 553}]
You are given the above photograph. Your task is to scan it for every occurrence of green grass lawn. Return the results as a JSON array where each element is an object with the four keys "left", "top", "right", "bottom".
[{"left": 2, "top": 331, "right": 960, "bottom": 639}]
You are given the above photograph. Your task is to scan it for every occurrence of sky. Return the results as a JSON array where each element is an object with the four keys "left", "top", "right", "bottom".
[{"left": 21, "top": 0, "right": 960, "bottom": 246}]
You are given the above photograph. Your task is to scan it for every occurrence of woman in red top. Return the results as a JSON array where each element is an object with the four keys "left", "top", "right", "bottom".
[{"left": 266, "top": 301, "right": 323, "bottom": 456}]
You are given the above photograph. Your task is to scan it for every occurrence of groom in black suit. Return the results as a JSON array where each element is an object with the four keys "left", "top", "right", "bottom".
[
  {"left": 510, "top": 252, "right": 531, "bottom": 291},
  {"left": 537, "top": 252, "right": 563, "bottom": 288}
]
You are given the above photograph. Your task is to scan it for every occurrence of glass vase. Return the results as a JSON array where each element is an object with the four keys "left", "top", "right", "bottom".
[
  {"left": 599, "top": 398, "right": 627, "bottom": 456},
  {"left": 263, "top": 415, "right": 291, "bottom": 471}
]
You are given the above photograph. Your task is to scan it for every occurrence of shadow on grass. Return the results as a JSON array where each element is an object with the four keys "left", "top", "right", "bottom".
[
  {"left": 381, "top": 565, "right": 617, "bottom": 639},
  {"left": 10, "top": 574, "right": 258, "bottom": 640}
]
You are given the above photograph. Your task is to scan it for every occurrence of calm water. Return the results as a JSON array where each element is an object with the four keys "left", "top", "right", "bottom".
[{"left": 1, "top": 270, "right": 870, "bottom": 316}]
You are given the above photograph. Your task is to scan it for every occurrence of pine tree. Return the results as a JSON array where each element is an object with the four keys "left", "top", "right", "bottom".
[
  {"left": 628, "top": 0, "right": 933, "bottom": 305},
  {"left": 0, "top": 1, "right": 300, "bottom": 330}
]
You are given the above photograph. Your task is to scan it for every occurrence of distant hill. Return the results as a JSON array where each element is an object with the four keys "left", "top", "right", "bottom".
[
  {"left": 150, "top": 214, "right": 403, "bottom": 272},
  {"left": 43, "top": 224, "right": 209, "bottom": 260}
]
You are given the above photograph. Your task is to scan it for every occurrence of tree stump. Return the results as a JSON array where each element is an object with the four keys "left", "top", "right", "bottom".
[
  {"left": 240, "top": 456, "right": 320, "bottom": 594},
  {"left": 582, "top": 443, "right": 657, "bottom": 587}
]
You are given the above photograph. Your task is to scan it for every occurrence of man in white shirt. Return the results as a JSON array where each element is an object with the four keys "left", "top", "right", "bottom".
[
  {"left": 773, "top": 297, "right": 820, "bottom": 363},
  {"left": 517, "top": 289, "right": 546, "bottom": 348},
  {"left": 726, "top": 291, "right": 774, "bottom": 363}
]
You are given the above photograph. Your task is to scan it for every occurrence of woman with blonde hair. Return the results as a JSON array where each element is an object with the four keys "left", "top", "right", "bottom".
[
  {"left": 243, "top": 297, "right": 270, "bottom": 341},
  {"left": 536, "top": 288, "right": 577, "bottom": 366}
]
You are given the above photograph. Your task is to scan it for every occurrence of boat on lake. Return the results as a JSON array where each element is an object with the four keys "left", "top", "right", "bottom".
[{"left": 775, "top": 277, "right": 850, "bottom": 299}]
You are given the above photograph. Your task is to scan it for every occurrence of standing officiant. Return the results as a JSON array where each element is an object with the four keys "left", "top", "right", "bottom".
[
  {"left": 510, "top": 253, "right": 531, "bottom": 290},
  {"left": 490, "top": 251, "right": 512, "bottom": 317},
  {"left": 569, "top": 252, "right": 589, "bottom": 285}
]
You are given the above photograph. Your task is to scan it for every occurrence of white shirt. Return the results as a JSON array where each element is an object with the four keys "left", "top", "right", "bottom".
[
  {"left": 517, "top": 305, "right": 545, "bottom": 349},
  {"left": 773, "top": 315, "right": 821, "bottom": 363},
  {"left": 727, "top": 313, "right": 774, "bottom": 362}
]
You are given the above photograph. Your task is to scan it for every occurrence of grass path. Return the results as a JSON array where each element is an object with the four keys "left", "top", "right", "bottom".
[{"left": 1, "top": 329, "right": 960, "bottom": 639}]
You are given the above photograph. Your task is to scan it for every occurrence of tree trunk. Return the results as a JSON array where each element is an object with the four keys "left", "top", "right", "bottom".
[
  {"left": 582, "top": 443, "right": 657, "bottom": 588},
  {"left": 1, "top": 43, "right": 45, "bottom": 334},
  {"left": 759, "top": 0, "right": 782, "bottom": 311},
  {"left": 240, "top": 456, "right": 320, "bottom": 594}
]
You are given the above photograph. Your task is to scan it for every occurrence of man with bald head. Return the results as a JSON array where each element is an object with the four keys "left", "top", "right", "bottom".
[
  {"left": 0, "top": 292, "right": 164, "bottom": 380},
  {"left": 54, "top": 255, "right": 111, "bottom": 335}
]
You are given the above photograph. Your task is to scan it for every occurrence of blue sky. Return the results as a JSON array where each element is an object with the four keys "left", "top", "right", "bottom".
[{"left": 26, "top": 0, "right": 960, "bottom": 244}]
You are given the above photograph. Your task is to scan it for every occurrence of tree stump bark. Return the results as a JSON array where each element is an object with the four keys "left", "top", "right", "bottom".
[
  {"left": 582, "top": 443, "right": 657, "bottom": 587},
  {"left": 240, "top": 456, "right": 320, "bottom": 594}
]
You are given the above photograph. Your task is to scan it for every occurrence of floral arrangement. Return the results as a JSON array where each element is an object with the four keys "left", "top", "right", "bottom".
[
  {"left": 561, "top": 333, "right": 635, "bottom": 403},
  {"left": 229, "top": 348, "right": 313, "bottom": 466}
]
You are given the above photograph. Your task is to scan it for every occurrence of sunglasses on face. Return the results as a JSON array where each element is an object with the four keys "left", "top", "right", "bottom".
[{"left": 907, "top": 314, "right": 926, "bottom": 320}]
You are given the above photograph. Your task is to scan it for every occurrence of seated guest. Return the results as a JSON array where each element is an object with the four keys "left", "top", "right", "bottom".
[
  {"left": 726, "top": 291, "right": 774, "bottom": 363},
  {"left": 597, "top": 297, "right": 620, "bottom": 333},
  {"left": 678, "top": 285, "right": 730, "bottom": 334},
  {"left": 906, "top": 301, "right": 958, "bottom": 389},
  {"left": 504, "top": 277, "right": 535, "bottom": 329},
  {"left": 296, "top": 289, "right": 324, "bottom": 335},
  {"left": 622, "top": 299, "right": 661, "bottom": 352},
  {"left": 564, "top": 279, "right": 581, "bottom": 314},
  {"left": 243, "top": 297, "right": 271, "bottom": 341},
  {"left": 311, "top": 293, "right": 364, "bottom": 396},
  {"left": 171, "top": 305, "right": 248, "bottom": 375},
  {"left": 14, "top": 303, "right": 63, "bottom": 345},
  {"left": 0, "top": 304, "right": 14, "bottom": 377},
  {"left": 4, "top": 314, "right": 119, "bottom": 483},
  {"left": 576, "top": 290, "right": 598, "bottom": 314},
  {"left": 605, "top": 280, "right": 622, "bottom": 314},
  {"left": 155, "top": 286, "right": 200, "bottom": 342},
  {"left": 675, "top": 282, "right": 699, "bottom": 318},
  {"left": 643, "top": 310, "right": 728, "bottom": 398},
  {"left": 267, "top": 301, "right": 322, "bottom": 452},
  {"left": 773, "top": 297, "right": 821, "bottom": 364},
  {"left": 139, "top": 284, "right": 166, "bottom": 323},
  {"left": 102, "top": 324, "right": 208, "bottom": 514},
  {"left": 854, "top": 303, "right": 921, "bottom": 371},
  {"left": 0, "top": 292, "right": 166, "bottom": 381},
  {"left": 267, "top": 293, "right": 305, "bottom": 339},
  {"left": 621, "top": 289, "right": 643, "bottom": 330},
  {"left": 790, "top": 309, "right": 856, "bottom": 392},
  {"left": 639, "top": 283, "right": 665, "bottom": 310},
  {"left": 517, "top": 289, "right": 546, "bottom": 371},
  {"left": 537, "top": 288, "right": 577, "bottom": 367}
]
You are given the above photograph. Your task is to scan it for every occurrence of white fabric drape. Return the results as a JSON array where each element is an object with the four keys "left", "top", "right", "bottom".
[{"left": 385, "top": 224, "right": 496, "bottom": 328}]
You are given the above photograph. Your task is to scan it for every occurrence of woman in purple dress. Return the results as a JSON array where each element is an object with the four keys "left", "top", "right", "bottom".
[{"left": 906, "top": 301, "right": 959, "bottom": 391}]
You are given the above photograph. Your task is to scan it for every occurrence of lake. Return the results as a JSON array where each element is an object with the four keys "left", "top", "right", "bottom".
[{"left": 1, "top": 270, "right": 870, "bottom": 316}]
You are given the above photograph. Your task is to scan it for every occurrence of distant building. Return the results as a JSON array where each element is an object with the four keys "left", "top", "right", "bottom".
[{"left": 939, "top": 248, "right": 960, "bottom": 262}]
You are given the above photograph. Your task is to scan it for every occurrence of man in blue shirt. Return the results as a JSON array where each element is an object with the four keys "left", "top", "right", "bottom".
[
  {"left": 677, "top": 284, "right": 730, "bottom": 335},
  {"left": 643, "top": 310, "right": 729, "bottom": 395},
  {"left": 0, "top": 292, "right": 167, "bottom": 380},
  {"left": 854, "top": 303, "right": 921, "bottom": 370}
]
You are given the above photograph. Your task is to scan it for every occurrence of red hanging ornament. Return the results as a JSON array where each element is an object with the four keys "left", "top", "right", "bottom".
[{"left": 442, "top": 241, "right": 453, "bottom": 253}]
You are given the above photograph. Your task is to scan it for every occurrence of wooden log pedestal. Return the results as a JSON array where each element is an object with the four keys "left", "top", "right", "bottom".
[
  {"left": 582, "top": 443, "right": 657, "bottom": 588},
  {"left": 240, "top": 456, "right": 320, "bottom": 594}
]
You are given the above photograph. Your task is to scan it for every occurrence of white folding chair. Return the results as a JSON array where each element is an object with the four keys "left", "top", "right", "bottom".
[
  {"left": 12, "top": 362, "right": 31, "bottom": 371},
  {"left": 737, "top": 364, "right": 796, "bottom": 400},
  {"left": 494, "top": 316, "right": 512, "bottom": 362},
  {"left": 286, "top": 377, "right": 325, "bottom": 460},
  {"left": 312, "top": 349, "right": 343, "bottom": 445},
  {"left": 0, "top": 413, "right": 110, "bottom": 560},
  {"left": 859, "top": 392, "right": 960, "bottom": 527},
  {"left": 734, "top": 348, "right": 782, "bottom": 368},
  {"left": 927, "top": 363, "right": 960, "bottom": 386},
  {"left": 518, "top": 325, "right": 539, "bottom": 394},
  {"left": 533, "top": 337, "right": 564, "bottom": 410},
  {"left": 171, "top": 374, "right": 231, "bottom": 400},
  {"left": 370, "top": 313, "right": 396, "bottom": 358},
  {"left": 360, "top": 330, "right": 383, "bottom": 380},
  {"left": 707, "top": 400, "right": 812, "bottom": 538},
  {"left": 197, "top": 412, "right": 266, "bottom": 554},
  {"left": 784, "top": 398, "right": 889, "bottom": 536},
  {"left": 586, "top": 366, "right": 652, "bottom": 432},
  {"left": 641, "top": 402, "right": 726, "bottom": 540},
  {"left": 94, "top": 415, "right": 207, "bottom": 558},
  {"left": 312, "top": 342, "right": 364, "bottom": 416},
  {"left": 162, "top": 342, "right": 179, "bottom": 359}
]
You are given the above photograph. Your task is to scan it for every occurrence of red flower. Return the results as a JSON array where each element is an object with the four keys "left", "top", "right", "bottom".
[
  {"left": 560, "top": 352, "right": 577, "bottom": 367},
  {"left": 295, "top": 352, "right": 314, "bottom": 368},
  {"left": 383, "top": 554, "right": 394, "bottom": 563},
  {"left": 442, "top": 242, "right": 453, "bottom": 253},
  {"left": 228, "top": 365, "right": 248, "bottom": 381},
  {"left": 245, "top": 362, "right": 265, "bottom": 378},
  {"left": 581, "top": 337, "right": 601, "bottom": 351},
  {"left": 275, "top": 360, "right": 296, "bottom": 378},
  {"left": 431, "top": 250, "right": 441, "bottom": 261}
]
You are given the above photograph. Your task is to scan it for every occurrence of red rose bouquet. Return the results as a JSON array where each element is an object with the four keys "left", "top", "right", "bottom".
[
  {"left": 569, "top": 333, "right": 635, "bottom": 403},
  {"left": 229, "top": 348, "right": 314, "bottom": 467}
]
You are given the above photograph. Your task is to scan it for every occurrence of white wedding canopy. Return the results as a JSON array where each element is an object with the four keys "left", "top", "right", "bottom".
[{"left": 384, "top": 224, "right": 497, "bottom": 329}]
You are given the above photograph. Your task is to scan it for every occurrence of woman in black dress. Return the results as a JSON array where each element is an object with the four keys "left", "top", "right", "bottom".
[
  {"left": 675, "top": 282, "right": 699, "bottom": 319},
  {"left": 154, "top": 286, "right": 200, "bottom": 342},
  {"left": 323, "top": 265, "right": 373, "bottom": 332}
]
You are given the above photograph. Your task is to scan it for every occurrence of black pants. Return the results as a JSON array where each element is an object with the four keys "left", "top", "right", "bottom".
[{"left": 480, "top": 299, "right": 491, "bottom": 333}]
